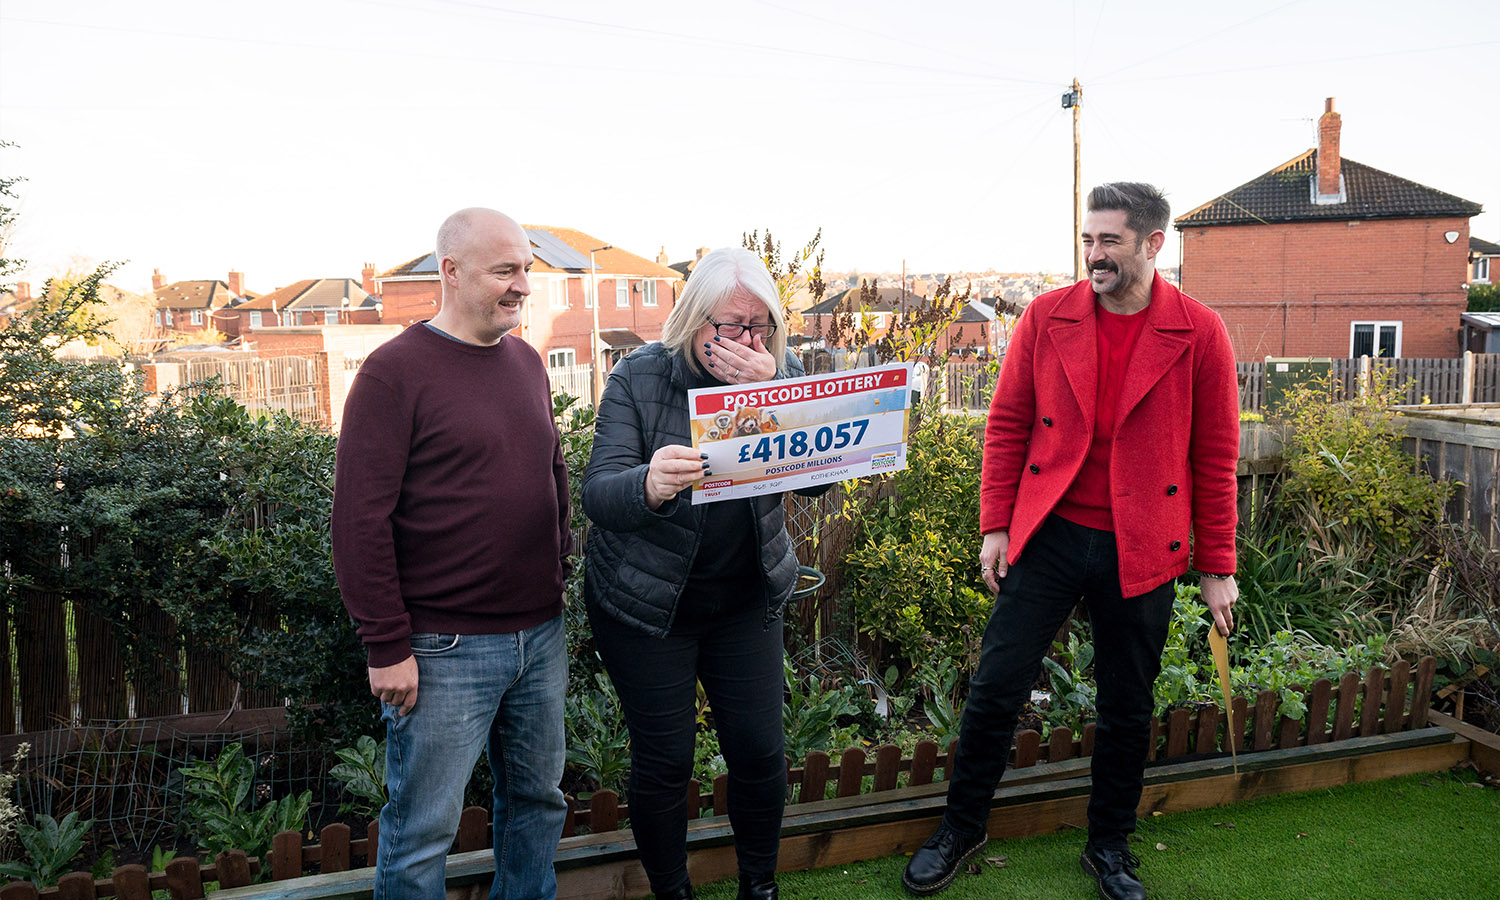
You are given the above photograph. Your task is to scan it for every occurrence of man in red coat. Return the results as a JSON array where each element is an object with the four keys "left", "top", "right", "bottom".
[{"left": 903, "top": 183, "right": 1240, "bottom": 900}]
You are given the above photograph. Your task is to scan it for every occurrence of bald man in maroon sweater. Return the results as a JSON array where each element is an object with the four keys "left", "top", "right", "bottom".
[{"left": 332, "top": 208, "right": 572, "bottom": 900}]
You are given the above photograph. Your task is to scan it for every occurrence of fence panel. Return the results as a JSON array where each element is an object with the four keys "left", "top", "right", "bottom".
[
  {"left": 546, "top": 363, "right": 593, "bottom": 403},
  {"left": 1475, "top": 354, "right": 1500, "bottom": 403},
  {"left": 173, "top": 355, "right": 322, "bottom": 425}
]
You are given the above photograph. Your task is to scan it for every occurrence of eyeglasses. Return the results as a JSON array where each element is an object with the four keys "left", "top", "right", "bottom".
[{"left": 705, "top": 316, "right": 777, "bottom": 339}]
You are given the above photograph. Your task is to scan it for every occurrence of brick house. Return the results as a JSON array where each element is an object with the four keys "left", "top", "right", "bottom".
[
  {"left": 1470, "top": 237, "right": 1499, "bottom": 285},
  {"left": 227, "top": 278, "right": 381, "bottom": 337},
  {"left": 151, "top": 270, "right": 257, "bottom": 338},
  {"left": 373, "top": 226, "right": 680, "bottom": 373},
  {"left": 1175, "top": 98, "right": 1484, "bottom": 361}
]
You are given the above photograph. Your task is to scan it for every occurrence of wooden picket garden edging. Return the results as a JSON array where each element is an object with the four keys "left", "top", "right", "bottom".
[{"left": 7, "top": 656, "right": 1500, "bottom": 900}]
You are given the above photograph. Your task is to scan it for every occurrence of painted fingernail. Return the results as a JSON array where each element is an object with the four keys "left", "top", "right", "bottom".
[
  {"left": 702, "top": 461, "right": 710, "bottom": 469},
  {"left": 708, "top": 362, "right": 715, "bottom": 368},
  {"left": 700, "top": 452, "right": 709, "bottom": 459},
  {"left": 713, "top": 335, "right": 721, "bottom": 342},
  {"left": 704, "top": 470, "right": 713, "bottom": 476},
  {"left": 704, "top": 342, "right": 712, "bottom": 348}
]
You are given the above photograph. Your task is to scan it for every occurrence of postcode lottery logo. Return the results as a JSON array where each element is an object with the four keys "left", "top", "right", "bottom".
[{"left": 870, "top": 451, "right": 899, "bottom": 470}]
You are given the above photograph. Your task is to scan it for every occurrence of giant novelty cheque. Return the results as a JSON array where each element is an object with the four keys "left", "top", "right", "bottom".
[{"left": 688, "top": 361, "right": 913, "bottom": 504}]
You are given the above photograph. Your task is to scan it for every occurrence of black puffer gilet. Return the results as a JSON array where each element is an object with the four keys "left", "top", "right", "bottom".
[{"left": 582, "top": 342, "right": 812, "bottom": 636}]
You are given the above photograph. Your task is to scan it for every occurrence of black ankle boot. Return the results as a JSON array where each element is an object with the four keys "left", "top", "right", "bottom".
[
  {"left": 1080, "top": 841, "right": 1146, "bottom": 900},
  {"left": 737, "top": 872, "right": 777, "bottom": 900},
  {"left": 654, "top": 883, "right": 695, "bottom": 900},
  {"left": 901, "top": 823, "right": 988, "bottom": 895}
]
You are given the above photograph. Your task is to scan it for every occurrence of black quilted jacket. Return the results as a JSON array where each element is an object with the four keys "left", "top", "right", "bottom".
[{"left": 582, "top": 342, "right": 824, "bottom": 636}]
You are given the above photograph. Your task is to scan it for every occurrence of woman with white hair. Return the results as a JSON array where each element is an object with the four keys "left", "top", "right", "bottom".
[{"left": 583, "top": 247, "right": 824, "bottom": 900}]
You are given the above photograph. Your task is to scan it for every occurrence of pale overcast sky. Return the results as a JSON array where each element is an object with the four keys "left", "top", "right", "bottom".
[{"left": 2, "top": 0, "right": 1496, "bottom": 295}]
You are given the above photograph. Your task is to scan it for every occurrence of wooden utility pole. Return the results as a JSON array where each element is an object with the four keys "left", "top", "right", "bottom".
[{"left": 1067, "top": 78, "right": 1084, "bottom": 282}]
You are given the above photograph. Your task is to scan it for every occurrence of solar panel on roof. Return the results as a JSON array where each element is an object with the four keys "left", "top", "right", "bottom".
[{"left": 526, "top": 229, "right": 595, "bottom": 270}]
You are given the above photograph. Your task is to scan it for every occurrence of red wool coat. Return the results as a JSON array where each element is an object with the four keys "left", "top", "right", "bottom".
[{"left": 980, "top": 273, "right": 1239, "bottom": 596}]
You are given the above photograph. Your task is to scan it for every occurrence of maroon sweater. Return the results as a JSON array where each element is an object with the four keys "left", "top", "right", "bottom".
[{"left": 331, "top": 324, "right": 572, "bottom": 668}]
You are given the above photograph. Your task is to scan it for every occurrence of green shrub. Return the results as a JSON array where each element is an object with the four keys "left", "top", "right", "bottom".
[
  {"left": 839, "top": 397, "right": 989, "bottom": 667},
  {"left": 0, "top": 811, "right": 93, "bottom": 887},
  {"left": 329, "top": 735, "right": 388, "bottom": 821},
  {"left": 179, "top": 743, "right": 311, "bottom": 868}
]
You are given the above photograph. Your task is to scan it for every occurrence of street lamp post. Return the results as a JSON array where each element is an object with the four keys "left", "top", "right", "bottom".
[{"left": 589, "top": 245, "right": 612, "bottom": 407}]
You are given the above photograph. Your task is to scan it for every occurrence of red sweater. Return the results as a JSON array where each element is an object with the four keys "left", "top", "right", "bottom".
[
  {"left": 1053, "top": 306, "right": 1148, "bottom": 530},
  {"left": 331, "top": 325, "right": 572, "bottom": 668}
]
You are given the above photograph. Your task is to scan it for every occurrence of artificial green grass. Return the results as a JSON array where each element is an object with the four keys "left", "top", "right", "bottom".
[{"left": 686, "top": 770, "right": 1500, "bottom": 899}]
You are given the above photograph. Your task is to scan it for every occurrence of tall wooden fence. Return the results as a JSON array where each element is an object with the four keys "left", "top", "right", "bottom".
[{"left": 0, "top": 658, "right": 1439, "bottom": 898}]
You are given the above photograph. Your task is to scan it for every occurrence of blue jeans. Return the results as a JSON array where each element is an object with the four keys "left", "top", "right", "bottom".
[{"left": 375, "top": 615, "right": 568, "bottom": 900}]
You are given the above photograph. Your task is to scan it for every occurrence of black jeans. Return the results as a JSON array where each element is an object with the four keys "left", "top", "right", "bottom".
[
  {"left": 588, "top": 600, "right": 786, "bottom": 893},
  {"left": 943, "top": 514, "right": 1175, "bottom": 845}
]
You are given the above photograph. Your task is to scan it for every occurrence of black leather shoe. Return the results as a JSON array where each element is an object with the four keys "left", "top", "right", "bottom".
[
  {"left": 1080, "top": 842, "right": 1146, "bottom": 900},
  {"left": 654, "top": 883, "right": 695, "bottom": 900},
  {"left": 901, "top": 823, "right": 988, "bottom": 895},
  {"left": 736, "top": 873, "right": 777, "bottom": 900}
]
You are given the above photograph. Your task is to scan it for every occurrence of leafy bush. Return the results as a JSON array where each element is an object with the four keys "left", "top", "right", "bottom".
[
  {"left": 564, "top": 674, "right": 631, "bottom": 794},
  {"left": 1276, "top": 370, "right": 1449, "bottom": 551},
  {"left": 0, "top": 811, "right": 93, "bottom": 887},
  {"left": 1466, "top": 282, "right": 1500, "bottom": 313},
  {"left": 329, "top": 735, "right": 388, "bottom": 821},
  {"left": 179, "top": 743, "right": 311, "bottom": 867},
  {"left": 839, "top": 397, "right": 989, "bottom": 667},
  {"left": 782, "top": 656, "right": 863, "bottom": 762}
]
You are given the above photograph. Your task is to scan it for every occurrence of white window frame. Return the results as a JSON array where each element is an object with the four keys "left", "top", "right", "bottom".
[
  {"left": 249, "top": 311, "right": 263, "bottom": 328},
  {"left": 585, "top": 278, "right": 594, "bottom": 309},
  {"left": 616, "top": 278, "right": 630, "bottom": 308},
  {"left": 324, "top": 309, "right": 338, "bottom": 324},
  {"left": 164, "top": 309, "right": 173, "bottom": 326},
  {"left": 642, "top": 279, "right": 658, "bottom": 307},
  {"left": 1476, "top": 256, "right": 1491, "bottom": 284},
  {"left": 156, "top": 310, "right": 164, "bottom": 326},
  {"left": 191, "top": 309, "right": 204, "bottom": 326},
  {"left": 1350, "top": 320, "right": 1402, "bottom": 358},
  {"left": 540, "top": 276, "right": 567, "bottom": 310},
  {"left": 547, "top": 348, "right": 576, "bottom": 368}
]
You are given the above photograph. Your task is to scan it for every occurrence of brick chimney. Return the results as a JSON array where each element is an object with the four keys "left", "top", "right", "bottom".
[
  {"left": 14, "top": 282, "right": 29, "bottom": 302},
  {"left": 1317, "top": 97, "right": 1342, "bottom": 200},
  {"left": 656, "top": 246, "right": 669, "bottom": 265},
  {"left": 361, "top": 262, "right": 379, "bottom": 297},
  {"left": 152, "top": 269, "right": 166, "bottom": 291}
]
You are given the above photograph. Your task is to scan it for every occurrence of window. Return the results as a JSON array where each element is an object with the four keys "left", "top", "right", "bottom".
[
  {"left": 164, "top": 309, "right": 173, "bottom": 326},
  {"left": 191, "top": 309, "right": 204, "bottom": 326},
  {"left": 156, "top": 310, "right": 164, "bottom": 326},
  {"left": 642, "top": 279, "right": 658, "bottom": 307},
  {"left": 1351, "top": 321, "right": 1402, "bottom": 358},
  {"left": 585, "top": 278, "right": 594, "bottom": 309},
  {"left": 1476, "top": 257, "right": 1491, "bottom": 284},
  {"left": 324, "top": 309, "right": 338, "bottom": 324},
  {"left": 616, "top": 279, "right": 630, "bottom": 308},
  {"left": 547, "top": 349, "right": 576, "bottom": 369},
  {"left": 249, "top": 311, "right": 263, "bottom": 328},
  {"left": 536, "top": 276, "right": 567, "bottom": 310}
]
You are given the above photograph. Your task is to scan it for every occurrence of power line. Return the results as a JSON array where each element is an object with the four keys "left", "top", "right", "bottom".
[
  {"left": 1091, "top": 0, "right": 1306, "bottom": 82},
  {"left": 364, "top": 0, "right": 1058, "bottom": 86},
  {"left": 1107, "top": 39, "right": 1500, "bottom": 85}
]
